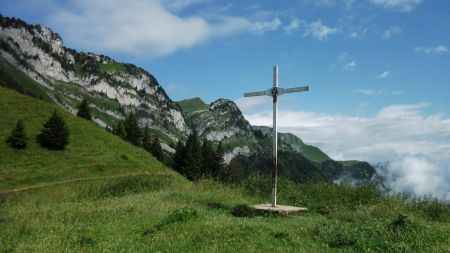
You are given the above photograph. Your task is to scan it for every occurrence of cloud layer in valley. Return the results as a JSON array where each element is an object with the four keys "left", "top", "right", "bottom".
[{"left": 236, "top": 99, "right": 450, "bottom": 199}]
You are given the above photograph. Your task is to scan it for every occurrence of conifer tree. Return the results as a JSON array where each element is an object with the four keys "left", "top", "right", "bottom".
[
  {"left": 222, "top": 158, "right": 246, "bottom": 183},
  {"left": 124, "top": 112, "right": 141, "bottom": 146},
  {"left": 150, "top": 136, "right": 163, "bottom": 161},
  {"left": 142, "top": 126, "right": 152, "bottom": 151},
  {"left": 37, "top": 110, "right": 69, "bottom": 150},
  {"left": 201, "top": 138, "right": 215, "bottom": 177},
  {"left": 76, "top": 98, "right": 92, "bottom": 120},
  {"left": 6, "top": 119, "right": 27, "bottom": 149},
  {"left": 173, "top": 139, "right": 186, "bottom": 174},
  {"left": 213, "top": 141, "right": 225, "bottom": 178},
  {"left": 113, "top": 120, "right": 126, "bottom": 140},
  {"left": 184, "top": 130, "right": 202, "bottom": 180}
]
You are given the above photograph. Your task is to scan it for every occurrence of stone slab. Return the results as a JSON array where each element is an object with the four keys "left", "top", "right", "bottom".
[{"left": 252, "top": 204, "right": 308, "bottom": 215}]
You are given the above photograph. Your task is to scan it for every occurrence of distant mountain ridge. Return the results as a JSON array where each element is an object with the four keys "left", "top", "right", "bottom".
[{"left": 0, "top": 15, "right": 381, "bottom": 185}]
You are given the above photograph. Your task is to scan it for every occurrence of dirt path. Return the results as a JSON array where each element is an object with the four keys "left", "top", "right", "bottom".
[{"left": 0, "top": 172, "right": 150, "bottom": 195}]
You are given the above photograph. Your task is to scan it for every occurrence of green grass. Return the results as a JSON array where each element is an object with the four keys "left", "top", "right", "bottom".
[
  {"left": 0, "top": 87, "right": 183, "bottom": 191},
  {"left": 99, "top": 62, "right": 126, "bottom": 73},
  {"left": 1, "top": 87, "right": 449, "bottom": 252},
  {"left": 0, "top": 176, "right": 449, "bottom": 252},
  {"left": 177, "top": 97, "right": 209, "bottom": 114}
]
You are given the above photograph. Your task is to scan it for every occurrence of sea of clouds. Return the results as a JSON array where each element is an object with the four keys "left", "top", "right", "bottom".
[{"left": 237, "top": 97, "right": 450, "bottom": 200}]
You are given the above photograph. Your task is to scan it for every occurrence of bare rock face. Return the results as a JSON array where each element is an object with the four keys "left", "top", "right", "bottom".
[
  {"left": 185, "top": 99, "right": 257, "bottom": 162},
  {"left": 0, "top": 16, "right": 188, "bottom": 141}
]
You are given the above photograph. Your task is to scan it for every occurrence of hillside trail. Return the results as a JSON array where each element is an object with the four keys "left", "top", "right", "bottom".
[{"left": 0, "top": 171, "right": 152, "bottom": 195}]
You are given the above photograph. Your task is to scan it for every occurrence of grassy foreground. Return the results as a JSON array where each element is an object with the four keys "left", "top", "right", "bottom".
[{"left": 1, "top": 176, "right": 449, "bottom": 252}]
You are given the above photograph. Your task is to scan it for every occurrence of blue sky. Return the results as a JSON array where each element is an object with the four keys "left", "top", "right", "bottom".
[{"left": 2, "top": 0, "right": 450, "bottom": 198}]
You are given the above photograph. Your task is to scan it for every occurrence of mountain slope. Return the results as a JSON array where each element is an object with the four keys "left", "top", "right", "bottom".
[
  {"left": 0, "top": 16, "right": 188, "bottom": 143},
  {"left": 0, "top": 87, "right": 185, "bottom": 191}
]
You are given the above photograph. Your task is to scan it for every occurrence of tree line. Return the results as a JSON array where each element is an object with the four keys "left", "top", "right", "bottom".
[
  {"left": 173, "top": 130, "right": 225, "bottom": 181},
  {"left": 111, "top": 112, "right": 163, "bottom": 162}
]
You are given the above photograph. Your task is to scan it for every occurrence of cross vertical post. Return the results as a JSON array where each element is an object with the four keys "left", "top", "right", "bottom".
[
  {"left": 244, "top": 65, "right": 309, "bottom": 208},
  {"left": 272, "top": 66, "right": 278, "bottom": 207}
]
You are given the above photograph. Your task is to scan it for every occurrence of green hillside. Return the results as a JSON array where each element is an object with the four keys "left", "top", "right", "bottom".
[
  {"left": 0, "top": 87, "right": 185, "bottom": 191},
  {"left": 177, "top": 97, "right": 209, "bottom": 114},
  {"left": 280, "top": 133, "right": 331, "bottom": 162}
]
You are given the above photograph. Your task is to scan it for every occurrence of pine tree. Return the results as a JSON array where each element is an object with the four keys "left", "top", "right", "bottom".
[
  {"left": 37, "top": 110, "right": 69, "bottom": 150},
  {"left": 184, "top": 130, "right": 202, "bottom": 180},
  {"left": 222, "top": 158, "right": 246, "bottom": 183},
  {"left": 76, "top": 98, "right": 92, "bottom": 120},
  {"left": 124, "top": 112, "right": 141, "bottom": 146},
  {"left": 142, "top": 126, "right": 152, "bottom": 151},
  {"left": 173, "top": 139, "right": 186, "bottom": 174},
  {"left": 113, "top": 120, "right": 126, "bottom": 140},
  {"left": 150, "top": 136, "right": 163, "bottom": 161},
  {"left": 213, "top": 141, "right": 225, "bottom": 178},
  {"left": 201, "top": 138, "right": 215, "bottom": 177},
  {"left": 6, "top": 120, "right": 27, "bottom": 149}
]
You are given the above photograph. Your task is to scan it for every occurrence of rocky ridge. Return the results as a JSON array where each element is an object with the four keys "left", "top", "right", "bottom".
[{"left": 0, "top": 16, "right": 188, "bottom": 141}]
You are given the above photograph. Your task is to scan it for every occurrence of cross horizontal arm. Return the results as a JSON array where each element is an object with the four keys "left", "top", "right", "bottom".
[
  {"left": 279, "top": 85, "right": 309, "bottom": 95},
  {"left": 244, "top": 89, "right": 272, "bottom": 97}
]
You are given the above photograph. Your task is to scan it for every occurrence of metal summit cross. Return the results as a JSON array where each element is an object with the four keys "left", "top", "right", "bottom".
[{"left": 244, "top": 65, "right": 309, "bottom": 209}]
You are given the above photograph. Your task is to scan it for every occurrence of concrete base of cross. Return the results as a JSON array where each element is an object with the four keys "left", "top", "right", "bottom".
[{"left": 252, "top": 204, "right": 308, "bottom": 215}]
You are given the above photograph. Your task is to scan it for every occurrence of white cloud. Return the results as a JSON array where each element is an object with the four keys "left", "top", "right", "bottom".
[
  {"left": 235, "top": 96, "right": 271, "bottom": 113},
  {"left": 414, "top": 46, "right": 448, "bottom": 55},
  {"left": 46, "top": 0, "right": 253, "bottom": 57},
  {"left": 284, "top": 18, "right": 301, "bottom": 34},
  {"left": 239, "top": 102, "right": 450, "bottom": 199},
  {"left": 352, "top": 89, "right": 382, "bottom": 95},
  {"left": 377, "top": 70, "right": 390, "bottom": 79},
  {"left": 383, "top": 26, "right": 401, "bottom": 39},
  {"left": 250, "top": 17, "right": 282, "bottom": 35},
  {"left": 344, "top": 60, "right": 356, "bottom": 71},
  {"left": 42, "top": 0, "right": 284, "bottom": 58},
  {"left": 304, "top": 20, "right": 338, "bottom": 40},
  {"left": 369, "top": 0, "right": 423, "bottom": 12},
  {"left": 351, "top": 88, "right": 403, "bottom": 96}
]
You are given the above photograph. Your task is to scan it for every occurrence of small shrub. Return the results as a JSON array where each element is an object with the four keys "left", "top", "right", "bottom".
[
  {"left": 206, "top": 202, "right": 223, "bottom": 209},
  {"left": 271, "top": 231, "right": 291, "bottom": 242},
  {"left": 231, "top": 204, "right": 257, "bottom": 217},
  {"left": 162, "top": 208, "right": 198, "bottom": 225},
  {"left": 77, "top": 235, "right": 95, "bottom": 247},
  {"left": 389, "top": 214, "right": 410, "bottom": 231}
]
